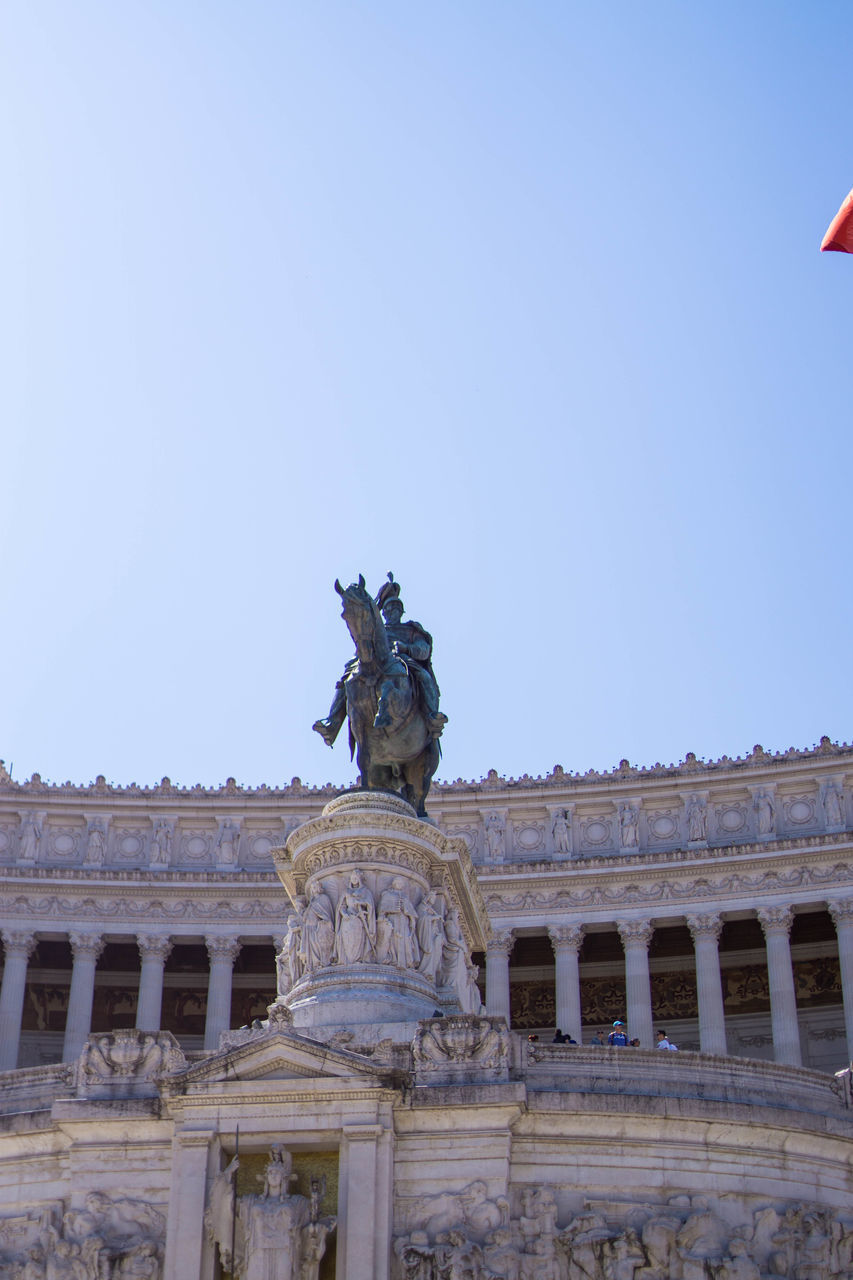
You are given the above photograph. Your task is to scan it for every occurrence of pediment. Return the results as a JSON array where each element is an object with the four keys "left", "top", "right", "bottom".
[{"left": 169, "top": 1029, "right": 394, "bottom": 1086}]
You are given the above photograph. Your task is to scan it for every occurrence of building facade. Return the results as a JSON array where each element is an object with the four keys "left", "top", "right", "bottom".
[{"left": 0, "top": 741, "right": 851, "bottom": 1279}]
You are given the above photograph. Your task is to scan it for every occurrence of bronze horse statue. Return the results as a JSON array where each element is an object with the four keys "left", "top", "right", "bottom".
[{"left": 319, "top": 575, "right": 441, "bottom": 816}]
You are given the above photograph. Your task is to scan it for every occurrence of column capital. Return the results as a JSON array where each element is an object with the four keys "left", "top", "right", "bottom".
[
  {"left": 485, "top": 930, "right": 514, "bottom": 957},
  {"left": 828, "top": 898, "right": 853, "bottom": 926},
  {"left": 1, "top": 930, "right": 37, "bottom": 959},
  {"left": 548, "top": 924, "right": 584, "bottom": 951},
  {"left": 69, "top": 932, "right": 105, "bottom": 961},
  {"left": 757, "top": 905, "right": 793, "bottom": 938},
  {"left": 617, "top": 919, "right": 653, "bottom": 950},
  {"left": 205, "top": 935, "right": 241, "bottom": 964},
  {"left": 137, "top": 933, "right": 174, "bottom": 963},
  {"left": 686, "top": 913, "right": 723, "bottom": 944}
]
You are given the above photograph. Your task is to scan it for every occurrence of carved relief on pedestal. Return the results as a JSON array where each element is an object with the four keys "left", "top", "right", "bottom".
[
  {"left": 206, "top": 1146, "right": 335, "bottom": 1280},
  {"left": 412, "top": 1015, "right": 510, "bottom": 1082},
  {"left": 75, "top": 1030, "right": 186, "bottom": 1095},
  {"left": 273, "top": 865, "right": 483, "bottom": 1016}
]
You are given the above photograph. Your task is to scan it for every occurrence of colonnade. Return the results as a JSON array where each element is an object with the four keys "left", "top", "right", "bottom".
[
  {"left": 2, "top": 898, "right": 852, "bottom": 1072},
  {"left": 0, "top": 931, "right": 253, "bottom": 1071},
  {"left": 485, "top": 898, "right": 853, "bottom": 1065}
]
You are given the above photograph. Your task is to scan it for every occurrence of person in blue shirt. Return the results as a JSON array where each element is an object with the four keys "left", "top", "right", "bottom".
[{"left": 607, "top": 1020, "right": 629, "bottom": 1047}]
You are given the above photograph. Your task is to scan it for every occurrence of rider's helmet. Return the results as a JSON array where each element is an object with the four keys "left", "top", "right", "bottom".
[{"left": 376, "top": 572, "right": 404, "bottom": 614}]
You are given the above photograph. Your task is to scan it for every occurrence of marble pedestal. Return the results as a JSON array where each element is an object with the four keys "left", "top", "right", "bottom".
[{"left": 272, "top": 789, "right": 488, "bottom": 1033}]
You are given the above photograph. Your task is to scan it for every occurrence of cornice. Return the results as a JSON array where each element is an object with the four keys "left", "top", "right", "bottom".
[
  {"left": 1, "top": 735, "right": 849, "bottom": 801},
  {"left": 481, "top": 840, "right": 853, "bottom": 918}
]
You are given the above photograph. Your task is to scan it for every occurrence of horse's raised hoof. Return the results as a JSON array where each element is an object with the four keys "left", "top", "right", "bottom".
[
  {"left": 373, "top": 709, "right": 392, "bottom": 730},
  {"left": 427, "top": 713, "right": 448, "bottom": 737}
]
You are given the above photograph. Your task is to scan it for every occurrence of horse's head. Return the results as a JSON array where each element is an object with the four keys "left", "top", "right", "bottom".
[{"left": 334, "top": 575, "right": 385, "bottom": 658}]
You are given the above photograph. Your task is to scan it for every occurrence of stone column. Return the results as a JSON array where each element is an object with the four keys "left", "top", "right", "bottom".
[
  {"left": 163, "top": 1128, "right": 216, "bottom": 1280},
  {"left": 136, "top": 934, "right": 173, "bottom": 1032},
  {"left": 617, "top": 920, "right": 654, "bottom": 1048},
  {"left": 204, "top": 936, "right": 240, "bottom": 1050},
  {"left": 548, "top": 925, "right": 584, "bottom": 1043},
  {"left": 828, "top": 898, "right": 853, "bottom": 1060},
  {"left": 63, "top": 933, "right": 105, "bottom": 1063},
  {"left": 339, "top": 1124, "right": 392, "bottom": 1280},
  {"left": 757, "top": 906, "right": 801, "bottom": 1066},
  {"left": 0, "top": 931, "right": 36, "bottom": 1071},
  {"left": 687, "top": 913, "right": 727, "bottom": 1056},
  {"left": 485, "top": 931, "right": 513, "bottom": 1022}
]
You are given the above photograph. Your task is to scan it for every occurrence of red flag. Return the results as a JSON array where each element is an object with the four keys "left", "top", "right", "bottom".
[{"left": 821, "top": 187, "right": 853, "bottom": 253}]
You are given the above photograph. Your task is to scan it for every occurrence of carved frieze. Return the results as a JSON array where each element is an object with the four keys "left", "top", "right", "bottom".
[
  {"left": 0, "top": 1193, "right": 166, "bottom": 1280},
  {"left": 393, "top": 1187, "right": 853, "bottom": 1280}
]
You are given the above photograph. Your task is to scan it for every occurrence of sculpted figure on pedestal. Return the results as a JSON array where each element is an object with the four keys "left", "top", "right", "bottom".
[
  {"left": 334, "top": 870, "right": 376, "bottom": 965},
  {"left": 277, "top": 913, "right": 304, "bottom": 994},
  {"left": 300, "top": 883, "right": 335, "bottom": 970},
  {"left": 376, "top": 878, "right": 420, "bottom": 969},
  {"left": 312, "top": 574, "right": 446, "bottom": 815},
  {"left": 416, "top": 890, "right": 446, "bottom": 983},
  {"left": 441, "top": 911, "right": 483, "bottom": 1013}
]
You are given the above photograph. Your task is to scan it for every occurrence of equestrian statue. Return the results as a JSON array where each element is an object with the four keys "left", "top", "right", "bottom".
[{"left": 312, "top": 573, "right": 448, "bottom": 816}]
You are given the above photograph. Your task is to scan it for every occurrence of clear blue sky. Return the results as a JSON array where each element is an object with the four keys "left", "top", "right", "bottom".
[{"left": 1, "top": 2, "right": 851, "bottom": 790}]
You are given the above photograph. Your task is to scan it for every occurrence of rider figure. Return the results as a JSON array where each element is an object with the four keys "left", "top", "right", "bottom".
[{"left": 313, "top": 573, "right": 447, "bottom": 747}]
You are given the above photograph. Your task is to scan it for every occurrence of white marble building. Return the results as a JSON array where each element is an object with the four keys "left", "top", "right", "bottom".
[{"left": 0, "top": 740, "right": 851, "bottom": 1279}]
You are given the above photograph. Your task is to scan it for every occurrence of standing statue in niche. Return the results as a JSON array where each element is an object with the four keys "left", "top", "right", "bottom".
[
  {"left": 619, "top": 803, "right": 639, "bottom": 849},
  {"left": 205, "top": 1147, "right": 335, "bottom": 1280},
  {"left": 334, "top": 870, "right": 376, "bottom": 965},
  {"left": 18, "top": 814, "right": 40, "bottom": 861},
  {"left": 755, "top": 791, "right": 775, "bottom": 836},
  {"left": 312, "top": 574, "right": 446, "bottom": 816},
  {"left": 485, "top": 814, "right": 505, "bottom": 862},
  {"left": 84, "top": 822, "right": 106, "bottom": 866},
  {"left": 216, "top": 820, "right": 240, "bottom": 865},
  {"left": 823, "top": 785, "right": 844, "bottom": 828},
  {"left": 277, "top": 912, "right": 303, "bottom": 994},
  {"left": 149, "top": 822, "right": 171, "bottom": 866},
  {"left": 686, "top": 795, "right": 707, "bottom": 842},
  {"left": 552, "top": 811, "right": 571, "bottom": 855}
]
